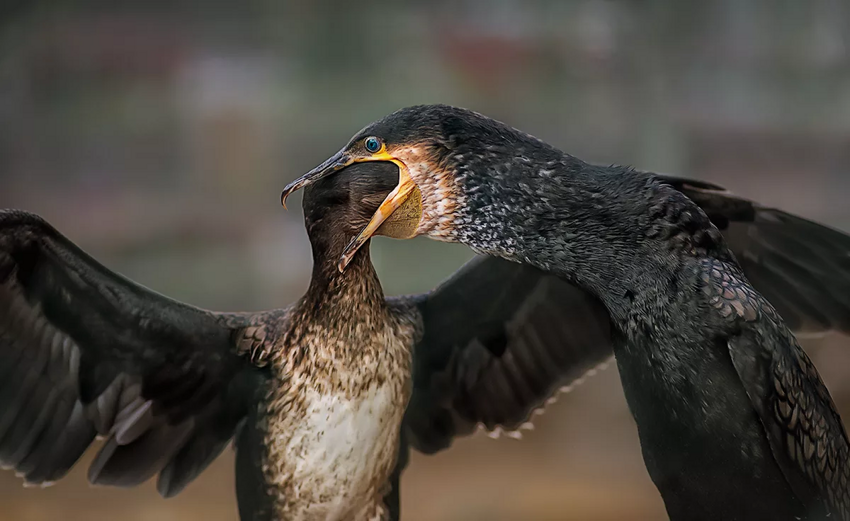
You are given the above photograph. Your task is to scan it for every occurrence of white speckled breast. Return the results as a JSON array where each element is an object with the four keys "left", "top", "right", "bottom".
[
  {"left": 289, "top": 385, "right": 403, "bottom": 520},
  {"left": 263, "top": 313, "right": 416, "bottom": 521}
]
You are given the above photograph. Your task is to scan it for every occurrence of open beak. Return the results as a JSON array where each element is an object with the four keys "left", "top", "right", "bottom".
[
  {"left": 281, "top": 150, "right": 353, "bottom": 208},
  {"left": 338, "top": 166, "right": 417, "bottom": 272}
]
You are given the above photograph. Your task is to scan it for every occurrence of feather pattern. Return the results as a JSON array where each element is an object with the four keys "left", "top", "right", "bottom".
[
  {"left": 0, "top": 209, "right": 272, "bottom": 493},
  {"left": 402, "top": 177, "right": 850, "bottom": 457}
]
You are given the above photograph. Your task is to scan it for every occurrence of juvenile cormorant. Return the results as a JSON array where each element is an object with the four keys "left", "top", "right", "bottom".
[
  {"left": 0, "top": 162, "right": 618, "bottom": 520},
  {"left": 285, "top": 104, "right": 850, "bottom": 520}
]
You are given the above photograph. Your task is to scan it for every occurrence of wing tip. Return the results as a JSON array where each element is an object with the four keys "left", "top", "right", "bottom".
[{"left": 476, "top": 355, "right": 615, "bottom": 440}]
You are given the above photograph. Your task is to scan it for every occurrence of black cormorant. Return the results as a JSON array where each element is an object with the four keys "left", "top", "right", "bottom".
[{"left": 285, "top": 104, "right": 850, "bottom": 520}]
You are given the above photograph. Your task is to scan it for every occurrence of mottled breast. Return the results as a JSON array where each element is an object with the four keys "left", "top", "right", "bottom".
[{"left": 263, "top": 316, "right": 416, "bottom": 521}]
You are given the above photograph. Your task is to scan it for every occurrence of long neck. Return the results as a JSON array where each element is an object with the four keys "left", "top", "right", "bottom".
[
  {"left": 450, "top": 152, "right": 728, "bottom": 328},
  {"left": 298, "top": 227, "right": 386, "bottom": 327}
]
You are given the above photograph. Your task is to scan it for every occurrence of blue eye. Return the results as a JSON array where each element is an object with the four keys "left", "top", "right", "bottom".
[{"left": 364, "top": 136, "right": 381, "bottom": 153}]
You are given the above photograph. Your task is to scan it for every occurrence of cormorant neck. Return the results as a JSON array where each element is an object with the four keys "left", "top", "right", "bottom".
[
  {"left": 286, "top": 224, "right": 390, "bottom": 365},
  {"left": 302, "top": 227, "right": 384, "bottom": 313},
  {"left": 450, "top": 155, "right": 724, "bottom": 328}
]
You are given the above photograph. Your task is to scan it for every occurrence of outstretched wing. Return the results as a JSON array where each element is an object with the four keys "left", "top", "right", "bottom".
[
  {"left": 0, "top": 209, "right": 281, "bottom": 497},
  {"left": 661, "top": 174, "right": 850, "bottom": 334},
  {"left": 701, "top": 257, "right": 850, "bottom": 519},
  {"left": 401, "top": 256, "right": 613, "bottom": 454}
]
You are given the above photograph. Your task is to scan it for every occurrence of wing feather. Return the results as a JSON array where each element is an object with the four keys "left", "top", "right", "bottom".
[
  {"left": 702, "top": 258, "right": 850, "bottom": 518},
  {"left": 0, "top": 209, "right": 277, "bottom": 493},
  {"left": 661, "top": 174, "right": 850, "bottom": 334}
]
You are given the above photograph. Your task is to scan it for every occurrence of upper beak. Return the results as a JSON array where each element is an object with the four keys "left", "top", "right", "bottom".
[{"left": 281, "top": 150, "right": 352, "bottom": 208}]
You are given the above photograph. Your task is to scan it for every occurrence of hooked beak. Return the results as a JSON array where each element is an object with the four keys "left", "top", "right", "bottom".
[{"left": 281, "top": 150, "right": 353, "bottom": 208}]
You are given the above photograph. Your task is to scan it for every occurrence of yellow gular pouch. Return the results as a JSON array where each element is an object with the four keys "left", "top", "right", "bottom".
[{"left": 375, "top": 185, "right": 422, "bottom": 239}]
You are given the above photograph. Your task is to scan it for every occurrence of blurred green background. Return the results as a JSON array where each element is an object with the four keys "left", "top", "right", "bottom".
[{"left": 1, "top": 1, "right": 850, "bottom": 519}]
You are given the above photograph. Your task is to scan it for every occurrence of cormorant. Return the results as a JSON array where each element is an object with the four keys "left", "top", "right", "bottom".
[
  {"left": 284, "top": 104, "right": 850, "bottom": 520},
  {"left": 0, "top": 162, "right": 617, "bottom": 520}
]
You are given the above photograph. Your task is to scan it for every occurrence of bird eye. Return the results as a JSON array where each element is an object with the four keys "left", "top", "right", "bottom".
[{"left": 364, "top": 136, "right": 381, "bottom": 153}]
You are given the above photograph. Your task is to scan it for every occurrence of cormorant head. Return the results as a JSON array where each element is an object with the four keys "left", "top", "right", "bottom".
[
  {"left": 283, "top": 104, "right": 525, "bottom": 271},
  {"left": 301, "top": 162, "right": 398, "bottom": 263}
]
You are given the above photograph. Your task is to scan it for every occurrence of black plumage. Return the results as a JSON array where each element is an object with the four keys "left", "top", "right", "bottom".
[
  {"left": 290, "top": 104, "right": 850, "bottom": 520},
  {"left": 0, "top": 211, "right": 268, "bottom": 495},
  {"left": 4, "top": 128, "right": 850, "bottom": 518},
  {"left": 0, "top": 163, "right": 615, "bottom": 519}
]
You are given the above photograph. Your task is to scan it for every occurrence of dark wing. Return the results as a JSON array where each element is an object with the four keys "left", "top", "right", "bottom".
[
  {"left": 660, "top": 174, "right": 850, "bottom": 334},
  {"left": 702, "top": 257, "right": 850, "bottom": 519},
  {"left": 400, "top": 255, "right": 613, "bottom": 454},
  {"left": 0, "top": 209, "right": 280, "bottom": 497}
]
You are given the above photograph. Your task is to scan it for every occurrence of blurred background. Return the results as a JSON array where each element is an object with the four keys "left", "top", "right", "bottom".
[{"left": 2, "top": 0, "right": 850, "bottom": 519}]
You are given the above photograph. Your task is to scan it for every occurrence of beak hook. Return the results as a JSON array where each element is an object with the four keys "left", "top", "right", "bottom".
[{"left": 281, "top": 151, "right": 351, "bottom": 208}]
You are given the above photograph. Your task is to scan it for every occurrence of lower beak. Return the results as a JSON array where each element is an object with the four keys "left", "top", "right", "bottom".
[
  {"left": 281, "top": 151, "right": 352, "bottom": 208},
  {"left": 338, "top": 163, "right": 417, "bottom": 272}
]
